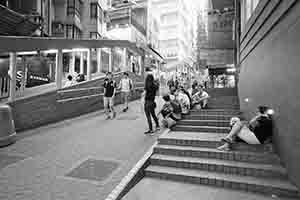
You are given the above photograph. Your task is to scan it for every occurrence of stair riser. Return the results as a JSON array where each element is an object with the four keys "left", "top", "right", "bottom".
[
  {"left": 145, "top": 171, "right": 299, "bottom": 198},
  {"left": 183, "top": 115, "right": 233, "bottom": 121},
  {"left": 58, "top": 89, "right": 103, "bottom": 100},
  {"left": 157, "top": 139, "right": 275, "bottom": 154},
  {"left": 177, "top": 121, "right": 230, "bottom": 127},
  {"left": 150, "top": 159, "right": 286, "bottom": 179},
  {"left": 172, "top": 126, "right": 230, "bottom": 133},
  {"left": 153, "top": 147, "right": 280, "bottom": 165},
  {"left": 190, "top": 111, "right": 240, "bottom": 115}
]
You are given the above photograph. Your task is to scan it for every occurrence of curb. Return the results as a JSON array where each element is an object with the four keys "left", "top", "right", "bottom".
[{"left": 104, "top": 128, "right": 171, "bottom": 200}]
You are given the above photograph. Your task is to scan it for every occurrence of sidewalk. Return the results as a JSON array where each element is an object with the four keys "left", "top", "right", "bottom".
[{"left": 0, "top": 98, "right": 164, "bottom": 200}]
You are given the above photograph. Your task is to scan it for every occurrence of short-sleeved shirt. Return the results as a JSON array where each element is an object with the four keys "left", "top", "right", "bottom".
[
  {"left": 120, "top": 78, "right": 132, "bottom": 92},
  {"left": 103, "top": 79, "right": 116, "bottom": 97}
]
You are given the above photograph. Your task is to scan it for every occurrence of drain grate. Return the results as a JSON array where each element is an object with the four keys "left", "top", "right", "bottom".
[
  {"left": 0, "top": 154, "right": 26, "bottom": 170},
  {"left": 65, "top": 159, "right": 119, "bottom": 182}
]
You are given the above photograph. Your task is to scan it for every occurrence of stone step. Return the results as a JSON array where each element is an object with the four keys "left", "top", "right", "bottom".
[
  {"left": 172, "top": 125, "right": 231, "bottom": 133},
  {"left": 145, "top": 166, "right": 300, "bottom": 198},
  {"left": 153, "top": 145, "right": 281, "bottom": 165},
  {"left": 158, "top": 132, "right": 274, "bottom": 153},
  {"left": 177, "top": 120, "right": 230, "bottom": 127},
  {"left": 183, "top": 114, "right": 234, "bottom": 121},
  {"left": 190, "top": 109, "right": 241, "bottom": 115},
  {"left": 150, "top": 154, "right": 287, "bottom": 179}
]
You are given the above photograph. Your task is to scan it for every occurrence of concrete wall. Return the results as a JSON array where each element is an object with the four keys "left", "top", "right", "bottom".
[
  {"left": 8, "top": 72, "right": 144, "bottom": 132},
  {"left": 238, "top": 0, "right": 300, "bottom": 188}
]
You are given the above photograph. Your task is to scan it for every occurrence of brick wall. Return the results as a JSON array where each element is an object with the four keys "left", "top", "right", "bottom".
[{"left": 8, "top": 72, "right": 144, "bottom": 132}]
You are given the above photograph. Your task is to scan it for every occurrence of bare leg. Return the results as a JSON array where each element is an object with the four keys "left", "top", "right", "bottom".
[{"left": 224, "top": 120, "right": 244, "bottom": 141}]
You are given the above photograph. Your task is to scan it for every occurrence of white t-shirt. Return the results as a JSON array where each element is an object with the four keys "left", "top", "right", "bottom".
[{"left": 120, "top": 78, "right": 132, "bottom": 92}]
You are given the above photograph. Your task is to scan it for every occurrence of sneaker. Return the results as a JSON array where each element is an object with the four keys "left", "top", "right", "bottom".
[
  {"left": 105, "top": 115, "right": 111, "bottom": 120},
  {"left": 149, "top": 131, "right": 156, "bottom": 136},
  {"left": 221, "top": 137, "right": 234, "bottom": 144},
  {"left": 155, "top": 126, "right": 160, "bottom": 132},
  {"left": 122, "top": 107, "right": 128, "bottom": 112},
  {"left": 217, "top": 144, "right": 231, "bottom": 151},
  {"left": 144, "top": 130, "right": 153, "bottom": 134}
]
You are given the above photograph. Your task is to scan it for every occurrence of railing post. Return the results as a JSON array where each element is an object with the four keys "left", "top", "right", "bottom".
[
  {"left": 87, "top": 49, "right": 92, "bottom": 81},
  {"left": 55, "top": 49, "right": 63, "bottom": 89},
  {"left": 8, "top": 52, "right": 17, "bottom": 101}
]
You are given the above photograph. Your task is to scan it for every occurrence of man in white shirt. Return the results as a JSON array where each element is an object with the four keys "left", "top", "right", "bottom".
[
  {"left": 64, "top": 75, "right": 74, "bottom": 88},
  {"left": 119, "top": 72, "right": 133, "bottom": 112}
]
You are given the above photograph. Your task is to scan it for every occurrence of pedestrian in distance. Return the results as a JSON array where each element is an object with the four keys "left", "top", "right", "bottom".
[
  {"left": 119, "top": 72, "right": 133, "bottom": 112},
  {"left": 64, "top": 75, "right": 74, "bottom": 88},
  {"left": 103, "top": 72, "right": 117, "bottom": 120},
  {"left": 144, "top": 74, "right": 160, "bottom": 135}
]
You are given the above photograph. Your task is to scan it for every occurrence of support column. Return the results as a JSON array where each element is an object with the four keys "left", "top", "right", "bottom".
[
  {"left": 122, "top": 48, "right": 127, "bottom": 72},
  {"left": 8, "top": 52, "right": 17, "bottom": 101},
  {"left": 87, "top": 49, "right": 92, "bottom": 81},
  {"left": 80, "top": 52, "right": 84, "bottom": 74},
  {"left": 55, "top": 49, "right": 63, "bottom": 89},
  {"left": 69, "top": 52, "right": 75, "bottom": 74},
  {"left": 109, "top": 48, "right": 113, "bottom": 72},
  {"left": 97, "top": 48, "right": 102, "bottom": 73}
]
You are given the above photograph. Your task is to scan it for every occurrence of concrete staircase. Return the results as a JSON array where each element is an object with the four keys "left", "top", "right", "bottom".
[{"left": 143, "top": 108, "right": 300, "bottom": 198}]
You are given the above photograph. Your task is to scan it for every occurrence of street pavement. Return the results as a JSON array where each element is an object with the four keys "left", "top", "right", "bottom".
[{"left": 0, "top": 98, "right": 164, "bottom": 200}]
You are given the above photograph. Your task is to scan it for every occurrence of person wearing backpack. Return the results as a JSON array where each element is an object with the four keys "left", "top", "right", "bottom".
[{"left": 119, "top": 72, "right": 133, "bottom": 112}]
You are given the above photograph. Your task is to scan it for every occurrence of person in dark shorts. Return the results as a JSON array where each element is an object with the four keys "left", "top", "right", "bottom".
[
  {"left": 217, "top": 106, "right": 273, "bottom": 151},
  {"left": 103, "top": 72, "right": 117, "bottom": 120},
  {"left": 144, "top": 74, "right": 160, "bottom": 135}
]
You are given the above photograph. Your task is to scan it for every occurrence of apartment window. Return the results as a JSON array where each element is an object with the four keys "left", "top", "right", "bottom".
[
  {"left": 66, "top": 24, "right": 81, "bottom": 39},
  {"left": 90, "top": 3, "right": 97, "bottom": 18},
  {"left": 67, "top": 0, "right": 81, "bottom": 18}
]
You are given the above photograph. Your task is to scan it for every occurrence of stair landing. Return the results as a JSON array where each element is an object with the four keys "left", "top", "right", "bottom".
[{"left": 122, "top": 178, "right": 296, "bottom": 200}]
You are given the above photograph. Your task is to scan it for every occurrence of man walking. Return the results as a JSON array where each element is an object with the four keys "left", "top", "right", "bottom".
[
  {"left": 103, "top": 72, "right": 117, "bottom": 119},
  {"left": 119, "top": 72, "right": 133, "bottom": 112}
]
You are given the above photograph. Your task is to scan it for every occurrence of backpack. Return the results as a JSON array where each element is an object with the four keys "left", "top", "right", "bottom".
[{"left": 170, "top": 100, "right": 182, "bottom": 114}]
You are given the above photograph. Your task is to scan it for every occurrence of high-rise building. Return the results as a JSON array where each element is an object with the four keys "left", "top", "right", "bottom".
[{"left": 152, "top": 0, "right": 194, "bottom": 70}]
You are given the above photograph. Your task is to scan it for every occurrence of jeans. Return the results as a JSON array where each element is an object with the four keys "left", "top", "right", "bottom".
[{"left": 144, "top": 100, "right": 159, "bottom": 131}]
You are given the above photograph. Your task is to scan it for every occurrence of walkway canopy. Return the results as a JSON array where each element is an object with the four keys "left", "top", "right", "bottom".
[
  {"left": 0, "top": 5, "right": 40, "bottom": 36},
  {"left": 0, "top": 36, "right": 146, "bottom": 55}
]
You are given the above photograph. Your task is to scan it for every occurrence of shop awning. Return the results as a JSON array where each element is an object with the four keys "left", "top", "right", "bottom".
[{"left": 0, "top": 5, "right": 40, "bottom": 36}]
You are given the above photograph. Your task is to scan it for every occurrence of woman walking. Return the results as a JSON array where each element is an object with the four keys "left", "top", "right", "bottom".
[{"left": 144, "top": 74, "right": 160, "bottom": 135}]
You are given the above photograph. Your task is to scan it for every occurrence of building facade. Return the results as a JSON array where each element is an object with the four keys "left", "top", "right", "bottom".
[{"left": 237, "top": 0, "right": 300, "bottom": 189}]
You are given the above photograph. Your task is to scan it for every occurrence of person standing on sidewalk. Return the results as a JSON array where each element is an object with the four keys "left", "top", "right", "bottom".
[
  {"left": 119, "top": 72, "right": 133, "bottom": 112},
  {"left": 144, "top": 74, "right": 160, "bottom": 135},
  {"left": 103, "top": 72, "right": 117, "bottom": 120}
]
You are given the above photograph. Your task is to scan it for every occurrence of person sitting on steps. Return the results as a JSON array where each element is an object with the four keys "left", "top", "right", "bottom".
[
  {"left": 217, "top": 106, "right": 273, "bottom": 151},
  {"left": 191, "top": 85, "right": 210, "bottom": 109}
]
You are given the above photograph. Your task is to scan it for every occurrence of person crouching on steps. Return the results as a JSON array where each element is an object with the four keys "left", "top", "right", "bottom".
[
  {"left": 217, "top": 106, "right": 273, "bottom": 151},
  {"left": 103, "top": 72, "right": 117, "bottom": 120},
  {"left": 119, "top": 72, "right": 133, "bottom": 112}
]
